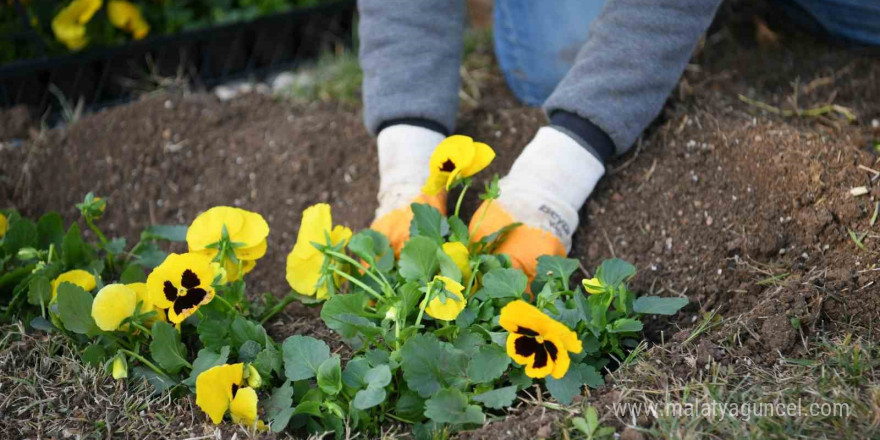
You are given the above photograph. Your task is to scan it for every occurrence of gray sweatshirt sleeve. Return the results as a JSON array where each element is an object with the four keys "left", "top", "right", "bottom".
[
  {"left": 359, "top": 0, "right": 466, "bottom": 136},
  {"left": 544, "top": 0, "right": 722, "bottom": 155}
]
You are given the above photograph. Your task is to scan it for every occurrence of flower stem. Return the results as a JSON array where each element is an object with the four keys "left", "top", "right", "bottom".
[
  {"left": 333, "top": 269, "right": 385, "bottom": 303},
  {"left": 324, "top": 250, "right": 391, "bottom": 293},
  {"left": 467, "top": 199, "right": 493, "bottom": 246},
  {"left": 212, "top": 294, "right": 236, "bottom": 312},
  {"left": 260, "top": 292, "right": 299, "bottom": 324},
  {"left": 453, "top": 181, "right": 471, "bottom": 219},
  {"left": 119, "top": 348, "right": 168, "bottom": 377},
  {"left": 413, "top": 282, "right": 434, "bottom": 330}
]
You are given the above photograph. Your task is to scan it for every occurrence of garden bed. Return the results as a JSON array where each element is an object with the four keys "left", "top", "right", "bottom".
[{"left": 1, "top": 14, "right": 878, "bottom": 440}]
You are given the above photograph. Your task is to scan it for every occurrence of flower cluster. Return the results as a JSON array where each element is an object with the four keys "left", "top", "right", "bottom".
[
  {"left": 52, "top": 0, "right": 149, "bottom": 50},
  {"left": 0, "top": 134, "right": 688, "bottom": 437}
]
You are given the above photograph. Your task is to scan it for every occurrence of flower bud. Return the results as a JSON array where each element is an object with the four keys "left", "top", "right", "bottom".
[
  {"left": 246, "top": 364, "right": 262, "bottom": 388},
  {"left": 112, "top": 355, "right": 128, "bottom": 379},
  {"left": 384, "top": 306, "right": 397, "bottom": 321},
  {"left": 17, "top": 247, "right": 40, "bottom": 261}
]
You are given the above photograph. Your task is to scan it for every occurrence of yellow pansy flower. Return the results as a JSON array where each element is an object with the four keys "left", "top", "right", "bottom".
[
  {"left": 0, "top": 212, "right": 7, "bottom": 238},
  {"left": 285, "top": 203, "right": 352, "bottom": 300},
  {"left": 51, "top": 269, "right": 97, "bottom": 298},
  {"left": 187, "top": 206, "right": 270, "bottom": 282},
  {"left": 582, "top": 277, "right": 604, "bottom": 294},
  {"left": 499, "top": 300, "right": 582, "bottom": 379},
  {"left": 422, "top": 275, "right": 466, "bottom": 321},
  {"left": 441, "top": 241, "right": 471, "bottom": 282},
  {"left": 91, "top": 284, "right": 137, "bottom": 331},
  {"left": 126, "top": 282, "right": 165, "bottom": 326},
  {"left": 107, "top": 1, "right": 149, "bottom": 39},
  {"left": 195, "top": 363, "right": 260, "bottom": 426},
  {"left": 422, "top": 135, "right": 495, "bottom": 195},
  {"left": 51, "top": 0, "right": 102, "bottom": 50},
  {"left": 147, "top": 253, "right": 216, "bottom": 324}
]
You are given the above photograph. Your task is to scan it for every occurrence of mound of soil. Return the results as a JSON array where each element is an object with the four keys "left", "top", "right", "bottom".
[{"left": 2, "top": 12, "right": 879, "bottom": 440}]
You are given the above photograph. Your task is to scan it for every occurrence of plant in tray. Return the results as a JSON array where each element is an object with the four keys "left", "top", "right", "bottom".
[{"left": 0, "top": 135, "right": 687, "bottom": 438}]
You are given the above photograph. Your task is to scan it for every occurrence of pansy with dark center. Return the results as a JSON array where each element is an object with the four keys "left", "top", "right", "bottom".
[
  {"left": 440, "top": 159, "right": 456, "bottom": 172},
  {"left": 147, "top": 252, "right": 216, "bottom": 324},
  {"left": 499, "top": 300, "right": 583, "bottom": 379}
]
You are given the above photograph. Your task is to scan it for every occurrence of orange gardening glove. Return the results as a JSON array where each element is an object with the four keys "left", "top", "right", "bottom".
[
  {"left": 469, "top": 201, "right": 565, "bottom": 283},
  {"left": 371, "top": 192, "right": 447, "bottom": 256}
]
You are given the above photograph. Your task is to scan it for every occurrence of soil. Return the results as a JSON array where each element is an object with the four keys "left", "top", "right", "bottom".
[{"left": 2, "top": 6, "right": 880, "bottom": 439}]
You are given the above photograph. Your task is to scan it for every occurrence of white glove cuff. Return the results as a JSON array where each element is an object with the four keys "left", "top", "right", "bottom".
[{"left": 375, "top": 124, "right": 446, "bottom": 218}]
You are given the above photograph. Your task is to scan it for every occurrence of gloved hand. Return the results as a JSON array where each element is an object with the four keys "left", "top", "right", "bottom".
[
  {"left": 470, "top": 126, "right": 606, "bottom": 282},
  {"left": 370, "top": 124, "right": 447, "bottom": 255}
]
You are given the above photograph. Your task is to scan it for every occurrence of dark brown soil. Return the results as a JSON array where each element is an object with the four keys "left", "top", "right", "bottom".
[{"left": 2, "top": 10, "right": 880, "bottom": 440}]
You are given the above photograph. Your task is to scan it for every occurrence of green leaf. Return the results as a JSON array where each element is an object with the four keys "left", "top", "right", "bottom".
[
  {"left": 197, "top": 310, "right": 232, "bottom": 350},
  {"left": 317, "top": 355, "right": 343, "bottom": 395},
  {"left": 364, "top": 364, "right": 392, "bottom": 388},
  {"left": 395, "top": 390, "right": 426, "bottom": 421},
  {"left": 56, "top": 283, "right": 97, "bottom": 335},
  {"left": 143, "top": 224, "right": 188, "bottom": 242},
  {"left": 253, "top": 345, "right": 283, "bottom": 380},
  {"left": 81, "top": 344, "right": 107, "bottom": 367},
  {"left": 436, "top": 248, "right": 462, "bottom": 283},
  {"left": 320, "top": 292, "right": 380, "bottom": 339},
  {"left": 150, "top": 321, "right": 190, "bottom": 374},
  {"left": 27, "top": 276, "right": 52, "bottom": 306},
  {"left": 265, "top": 382, "right": 295, "bottom": 433},
  {"left": 398, "top": 236, "right": 440, "bottom": 282},
  {"left": 400, "top": 334, "right": 468, "bottom": 398},
  {"left": 480, "top": 268, "right": 527, "bottom": 298},
  {"left": 409, "top": 203, "right": 448, "bottom": 242},
  {"left": 61, "top": 223, "right": 94, "bottom": 268},
  {"left": 349, "top": 229, "right": 394, "bottom": 272},
  {"left": 353, "top": 387, "right": 387, "bottom": 410},
  {"left": 632, "top": 296, "right": 688, "bottom": 315},
  {"left": 534, "top": 256, "right": 579, "bottom": 289},
  {"left": 545, "top": 363, "right": 603, "bottom": 404},
  {"left": 282, "top": 335, "right": 330, "bottom": 381},
  {"left": 596, "top": 258, "right": 636, "bottom": 287},
  {"left": 133, "top": 242, "right": 167, "bottom": 268},
  {"left": 396, "top": 281, "right": 424, "bottom": 321},
  {"left": 447, "top": 216, "right": 469, "bottom": 243},
  {"left": 184, "top": 346, "right": 230, "bottom": 387},
  {"left": 119, "top": 264, "right": 146, "bottom": 283},
  {"left": 424, "top": 388, "right": 485, "bottom": 425},
  {"left": 131, "top": 366, "right": 177, "bottom": 394},
  {"left": 466, "top": 344, "right": 510, "bottom": 384},
  {"left": 36, "top": 212, "right": 65, "bottom": 250},
  {"left": 229, "top": 316, "right": 268, "bottom": 349},
  {"left": 608, "top": 318, "right": 643, "bottom": 333},
  {"left": 104, "top": 237, "right": 127, "bottom": 254},
  {"left": 3, "top": 215, "right": 37, "bottom": 255},
  {"left": 292, "top": 400, "right": 322, "bottom": 418},
  {"left": 472, "top": 386, "right": 517, "bottom": 409},
  {"left": 238, "top": 340, "right": 262, "bottom": 362},
  {"left": 342, "top": 357, "right": 371, "bottom": 389}
]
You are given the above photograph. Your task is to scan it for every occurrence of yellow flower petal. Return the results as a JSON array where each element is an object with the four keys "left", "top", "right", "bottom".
[
  {"left": 286, "top": 204, "right": 349, "bottom": 298},
  {"left": 422, "top": 135, "right": 495, "bottom": 195},
  {"left": 441, "top": 242, "right": 471, "bottom": 281},
  {"left": 234, "top": 239, "right": 268, "bottom": 261},
  {"left": 91, "top": 284, "right": 137, "bottom": 331},
  {"left": 583, "top": 277, "right": 604, "bottom": 295},
  {"left": 229, "top": 386, "right": 259, "bottom": 426},
  {"left": 51, "top": 0, "right": 102, "bottom": 50},
  {"left": 500, "top": 300, "right": 582, "bottom": 378},
  {"left": 146, "top": 252, "right": 216, "bottom": 324},
  {"left": 461, "top": 141, "right": 495, "bottom": 177},
  {"left": 0, "top": 213, "right": 7, "bottom": 238},
  {"left": 52, "top": 269, "right": 97, "bottom": 298},
  {"left": 195, "top": 363, "right": 244, "bottom": 425},
  {"left": 127, "top": 282, "right": 165, "bottom": 325},
  {"left": 423, "top": 276, "right": 466, "bottom": 321},
  {"left": 107, "top": 1, "right": 150, "bottom": 40},
  {"left": 112, "top": 355, "right": 128, "bottom": 379}
]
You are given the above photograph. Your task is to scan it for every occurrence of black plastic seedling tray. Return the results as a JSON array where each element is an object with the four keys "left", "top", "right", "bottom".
[{"left": 0, "top": 0, "right": 356, "bottom": 118}]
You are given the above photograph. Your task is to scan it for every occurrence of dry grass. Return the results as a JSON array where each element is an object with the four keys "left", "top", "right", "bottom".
[
  {"left": 0, "top": 322, "right": 283, "bottom": 440},
  {"left": 554, "top": 321, "right": 879, "bottom": 440}
]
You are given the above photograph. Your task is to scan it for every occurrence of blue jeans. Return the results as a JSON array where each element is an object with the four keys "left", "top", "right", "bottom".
[{"left": 494, "top": 0, "right": 880, "bottom": 106}]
